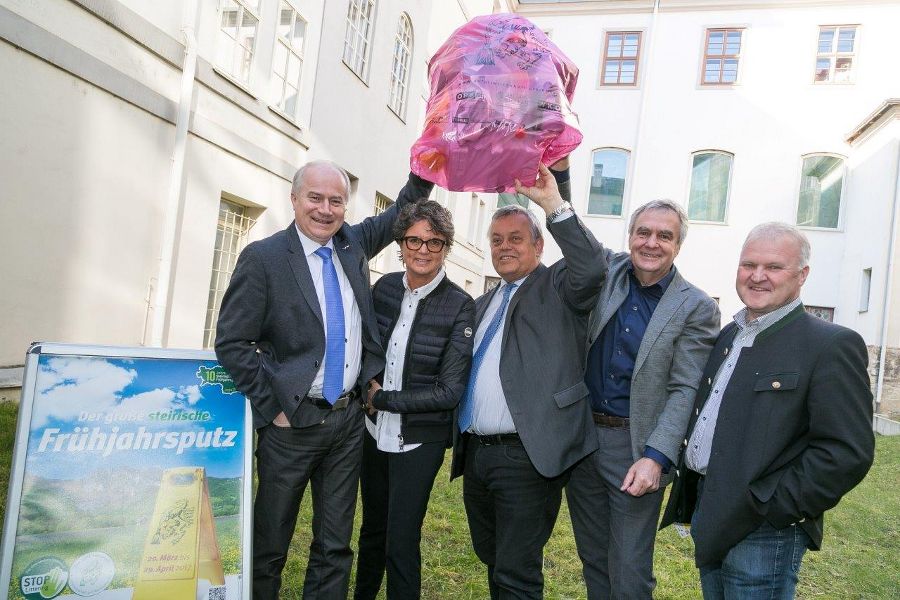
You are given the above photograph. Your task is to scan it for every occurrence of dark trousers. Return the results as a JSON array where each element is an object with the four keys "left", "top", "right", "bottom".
[
  {"left": 253, "top": 407, "right": 364, "bottom": 600},
  {"left": 462, "top": 436, "right": 566, "bottom": 600},
  {"left": 354, "top": 433, "right": 446, "bottom": 600},
  {"left": 566, "top": 423, "right": 664, "bottom": 600}
]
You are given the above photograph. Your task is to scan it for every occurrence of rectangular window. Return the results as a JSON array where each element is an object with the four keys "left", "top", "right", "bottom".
[
  {"left": 601, "top": 31, "right": 642, "bottom": 86},
  {"left": 343, "top": 0, "right": 377, "bottom": 80},
  {"left": 860, "top": 268, "right": 872, "bottom": 312},
  {"left": 216, "top": 0, "right": 260, "bottom": 83},
  {"left": 797, "top": 155, "right": 843, "bottom": 228},
  {"left": 388, "top": 15, "right": 413, "bottom": 118},
  {"left": 370, "top": 192, "right": 394, "bottom": 274},
  {"left": 702, "top": 28, "right": 743, "bottom": 85},
  {"left": 588, "top": 149, "right": 629, "bottom": 216},
  {"left": 815, "top": 25, "right": 857, "bottom": 83},
  {"left": 804, "top": 306, "right": 834, "bottom": 322},
  {"left": 204, "top": 199, "right": 256, "bottom": 348},
  {"left": 271, "top": 1, "right": 307, "bottom": 118},
  {"left": 469, "top": 196, "right": 486, "bottom": 247},
  {"left": 688, "top": 152, "right": 733, "bottom": 222}
]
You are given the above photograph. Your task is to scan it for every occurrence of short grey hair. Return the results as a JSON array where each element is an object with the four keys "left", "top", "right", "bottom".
[
  {"left": 291, "top": 160, "right": 351, "bottom": 200},
  {"left": 743, "top": 222, "right": 811, "bottom": 268},
  {"left": 490, "top": 204, "right": 543, "bottom": 243},
  {"left": 628, "top": 200, "right": 689, "bottom": 245},
  {"left": 393, "top": 200, "right": 455, "bottom": 250}
]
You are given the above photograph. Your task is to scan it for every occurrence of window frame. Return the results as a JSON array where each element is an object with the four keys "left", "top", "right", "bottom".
[
  {"left": 203, "top": 197, "right": 257, "bottom": 348},
  {"left": 388, "top": 13, "right": 414, "bottom": 120},
  {"left": 270, "top": 0, "right": 309, "bottom": 121},
  {"left": 343, "top": 0, "right": 378, "bottom": 83},
  {"left": 700, "top": 27, "right": 745, "bottom": 86},
  {"left": 686, "top": 150, "right": 735, "bottom": 224},
  {"left": 859, "top": 268, "right": 872, "bottom": 313},
  {"left": 216, "top": 0, "right": 261, "bottom": 85},
  {"left": 369, "top": 192, "right": 395, "bottom": 274},
  {"left": 794, "top": 152, "right": 847, "bottom": 231},
  {"left": 585, "top": 147, "right": 631, "bottom": 218},
  {"left": 599, "top": 30, "right": 643, "bottom": 88},
  {"left": 813, "top": 24, "right": 858, "bottom": 84}
]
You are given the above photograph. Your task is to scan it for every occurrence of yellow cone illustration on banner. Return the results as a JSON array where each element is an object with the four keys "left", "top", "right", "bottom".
[{"left": 133, "top": 467, "right": 224, "bottom": 599}]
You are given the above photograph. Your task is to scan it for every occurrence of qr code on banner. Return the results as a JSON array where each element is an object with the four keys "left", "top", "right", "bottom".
[{"left": 208, "top": 586, "right": 227, "bottom": 600}]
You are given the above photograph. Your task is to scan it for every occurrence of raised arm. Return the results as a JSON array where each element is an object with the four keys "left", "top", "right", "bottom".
[
  {"left": 515, "top": 163, "right": 608, "bottom": 314},
  {"left": 353, "top": 172, "right": 435, "bottom": 259}
]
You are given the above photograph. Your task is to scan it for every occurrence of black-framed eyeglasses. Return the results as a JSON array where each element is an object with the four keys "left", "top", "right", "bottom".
[{"left": 401, "top": 236, "right": 447, "bottom": 252}]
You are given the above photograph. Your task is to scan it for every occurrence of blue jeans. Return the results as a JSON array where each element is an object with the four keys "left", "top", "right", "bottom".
[{"left": 698, "top": 521, "right": 810, "bottom": 600}]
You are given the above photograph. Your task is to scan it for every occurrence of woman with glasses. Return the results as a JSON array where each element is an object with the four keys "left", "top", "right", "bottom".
[{"left": 354, "top": 200, "right": 475, "bottom": 600}]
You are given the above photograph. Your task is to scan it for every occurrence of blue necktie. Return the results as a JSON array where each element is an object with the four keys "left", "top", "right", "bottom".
[
  {"left": 458, "top": 283, "right": 518, "bottom": 433},
  {"left": 315, "top": 247, "right": 345, "bottom": 404}
]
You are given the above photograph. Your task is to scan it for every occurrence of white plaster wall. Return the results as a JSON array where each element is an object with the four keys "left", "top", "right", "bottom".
[
  {"left": 0, "top": 43, "right": 171, "bottom": 365},
  {"left": 165, "top": 134, "right": 300, "bottom": 350},
  {"left": 844, "top": 119, "right": 900, "bottom": 345}
]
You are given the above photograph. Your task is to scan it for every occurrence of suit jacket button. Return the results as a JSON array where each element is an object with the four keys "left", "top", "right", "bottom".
[
  {"left": 683, "top": 438, "right": 688, "bottom": 447},
  {"left": 314, "top": 360, "right": 320, "bottom": 368},
  {"left": 294, "top": 395, "right": 301, "bottom": 401}
]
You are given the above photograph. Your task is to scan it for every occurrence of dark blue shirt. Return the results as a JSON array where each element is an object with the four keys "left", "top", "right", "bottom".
[{"left": 585, "top": 266, "right": 676, "bottom": 469}]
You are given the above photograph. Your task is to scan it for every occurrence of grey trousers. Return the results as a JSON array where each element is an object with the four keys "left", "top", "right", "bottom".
[{"left": 565, "top": 424, "right": 664, "bottom": 600}]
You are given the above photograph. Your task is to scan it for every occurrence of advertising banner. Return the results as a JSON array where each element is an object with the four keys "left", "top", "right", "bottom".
[{"left": 0, "top": 343, "right": 252, "bottom": 600}]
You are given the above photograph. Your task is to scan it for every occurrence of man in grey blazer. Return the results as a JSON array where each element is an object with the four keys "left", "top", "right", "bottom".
[
  {"left": 215, "top": 160, "right": 432, "bottom": 599},
  {"left": 566, "top": 200, "right": 720, "bottom": 599},
  {"left": 451, "top": 162, "right": 607, "bottom": 599}
]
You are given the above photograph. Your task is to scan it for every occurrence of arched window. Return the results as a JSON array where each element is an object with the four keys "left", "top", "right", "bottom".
[
  {"left": 587, "top": 148, "right": 629, "bottom": 216},
  {"left": 688, "top": 151, "right": 733, "bottom": 222},
  {"left": 343, "top": 0, "right": 377, "bottom": 80},
  {"left": 797, "top": 154, "right": 844, "bottom": 228},
  {"left": 388, "top": 14, "right": 413, "bottom": 118}
]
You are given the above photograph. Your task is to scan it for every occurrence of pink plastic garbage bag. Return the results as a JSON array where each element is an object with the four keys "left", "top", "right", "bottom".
[{"left": 411, "top": 14, "right": 582, "bottom": 193}]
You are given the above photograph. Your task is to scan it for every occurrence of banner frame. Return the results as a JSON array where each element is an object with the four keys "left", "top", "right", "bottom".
[{"left": 0, "top": 342, "right": 254, "bottom": 600}]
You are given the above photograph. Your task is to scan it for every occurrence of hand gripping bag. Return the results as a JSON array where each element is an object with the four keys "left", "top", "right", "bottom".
[{"left": 411, "top": 14, "right": 582, "bottom": 193}]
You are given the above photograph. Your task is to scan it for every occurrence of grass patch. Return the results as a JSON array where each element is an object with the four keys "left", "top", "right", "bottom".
[{"left": 1, "top": 403, "right": 897, "bottom": 598}]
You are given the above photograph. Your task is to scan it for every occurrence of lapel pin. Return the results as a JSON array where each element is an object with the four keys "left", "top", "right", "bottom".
[{"left": 771, "top": 381, "right": 781, "bottom": 389}]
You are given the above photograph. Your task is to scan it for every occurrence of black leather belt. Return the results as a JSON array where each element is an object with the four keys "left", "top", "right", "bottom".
[
  {"left": 592, "top": 412, "right": 630, "bottom": 428},
  {"left": 306, "top": 388, "right": 359, "bottom": 411},
  {"left": 473, "top": 433, "right": 521, "bottom": 446}
]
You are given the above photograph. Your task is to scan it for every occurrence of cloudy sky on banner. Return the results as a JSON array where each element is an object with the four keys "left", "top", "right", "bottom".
[{"left": 23, "top": 354, "right": 246, "bottom": 479}]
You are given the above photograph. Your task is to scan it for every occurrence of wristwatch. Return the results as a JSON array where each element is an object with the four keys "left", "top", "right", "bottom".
[{"left": 546, "top": 201, "right": 573, "bottom": 226}]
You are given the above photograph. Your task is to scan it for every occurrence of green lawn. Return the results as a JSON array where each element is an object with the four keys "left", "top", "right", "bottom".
[{"left": 1, "top": 401, "right": 897, "bottom": 598}]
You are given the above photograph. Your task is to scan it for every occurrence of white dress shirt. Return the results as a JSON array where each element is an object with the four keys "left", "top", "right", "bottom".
[
  {"left": 365, "top": 269, "right": 446, "bottom": 452},
  {"left": 469, "top": 276, "right": 528, "bottom": 435},
  {"left": 295, "top": 224, "right": 363, "bottom": 397}
]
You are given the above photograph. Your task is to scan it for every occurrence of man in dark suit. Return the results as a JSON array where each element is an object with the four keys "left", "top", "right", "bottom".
[
  {"left": 215, "top": 161, "right": 432, "bottom": 599},
  {"left": 661, "top": 222, "right": 875, "bottom": 598},
  {"left": 566, "top": 200, "right": 720, "bottom": 599},
  {"left": 451, "top": 161, "right": 607, "bottom": 599}
]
